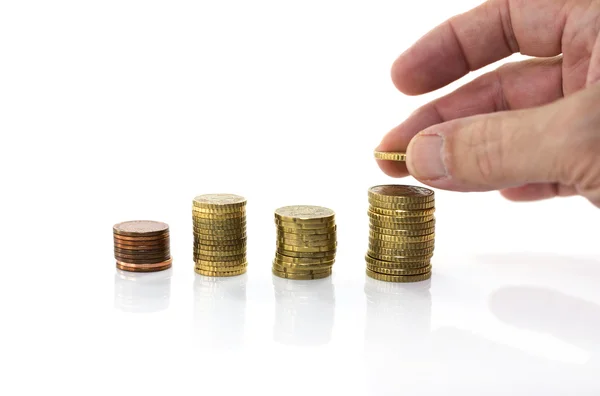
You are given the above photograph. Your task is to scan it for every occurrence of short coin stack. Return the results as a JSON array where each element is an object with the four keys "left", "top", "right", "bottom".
[
  {"left": 273, "top": 205, "right": 337, "bottom": 280},
  {"left": 113, "top": 220, "right": 172, "bottom": 272},
  {"left": 366, "top": 185, "right": 435, "bottom": 282},
  {"left": 192, "top": 194, "right": 247, "bottom": 277}
]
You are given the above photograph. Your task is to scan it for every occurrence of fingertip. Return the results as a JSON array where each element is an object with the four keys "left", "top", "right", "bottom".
[{"left": 375, "top": 158, "right": 409, "bottom": 178}]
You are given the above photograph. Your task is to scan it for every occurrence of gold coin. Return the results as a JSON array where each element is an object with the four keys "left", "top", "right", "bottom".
[
  {"left": 368, "top": 238, "right": 435, "bottom": 249},
  {"left": 276, "top": 225, "right": 336, "bottom": 235},
  {"left": 274, "top": 205, "right": 335, "bottom": 223},
  {"left": 275, "top": 252, "right": 335, "bottom": 265},
  {"left": 368, "top": 208, "right": 435, "bottom": 220},
  {"left": 196, "top": 258, "right": 247, "bottom": 267},
  {"left": 193, "top": 241, "right": 246, "bottom": 251},
  {"left": 194, "top": 249, "right": 246, "bottom": 257},
  {"left": 368, "top": 245, "right": 434, "bottom": 256},
  {"left": 194, "top": 254, "right": 246, "bottom": 263},
  {"left": 277, "top": 249, "right": 336, "bottom": 259},
  {"left": 195, "top": 263, "right": 247, "bottom": 272},
  {"left": 368, "top": 198, "right": 435, "bottom": 210},
  {"left": 276, "top": 237, "right": 337, "bottom": 247},
  {"left": 366, "top": 269, "right": 432, "bottom": 283},
  {"left": 275, "top": 232, "right": 336, "bottom": 242},
  {"left": 369, "top": 205, "right": 437, "bottom": 217},
  {"left": 191, "top": 206, "right": 245, "bottom": 214},
  {"left": 365, "top": 254, "right": 431, "bottom": 269},
  {"left": 193, "top": 229, "right": 246, "bottom": 238},
  {"left": 194, "top": 236, "right": 247, "bottom": 245},
  {"left": 193, "top": 220, "right": 246, "bottom": 229},
  {"left": 367, "top": 264, "right": 431, "bottom": 275},
  {"left": 368, "top": 225, "right": 435, "bottom": 236},
  {"left": 276, "top": 242, "right": 337, "bottom": 253},
  {"left": 192, "top": 210, "right": 246, "bottom": 220},
  {"left": 368, "top": 232, "right": 434, "bottom": 243},
  {"left": 192, "top": 194, "right": 246, "bottom": 209},
  {"left": 373, "top": 151, "right": 406, "bottom": 161},
  {"left": 273, "top": 258, "right": 334, "bottom": 270},
  {"left": 275, "top": 218, "right": 336, "bottom": 229},
  {"left": 272, "top": 262, "right": 332, "bottom": 274},
  {"left": 369, "top": 219, "right": 435, "bottom": 230},
  {"left": 272, "top": 268, "right": 332, "bottom": 280},
  {"left": 368, "top": 250, "right": 434, "bottom": 262},
  {"left": 368, "top": 185, "right": 435, "bottom": 203},
  {"left": 195, "top": 267, "right": 247, "bottom": 277}
]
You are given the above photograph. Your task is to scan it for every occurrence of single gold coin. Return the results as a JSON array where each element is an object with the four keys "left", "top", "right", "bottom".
[
  {"left": 274, "top": 258, "right": 334, "bottom": 270},
  {"left": 369, "top": 205, "right": 438, "bottom": 217},
  {"left": 195, "top": 263, "right": 247, "bottom": 272},
  {"left": 272, "top": 262, "right": 331, "bottom": 275},
  {"left": 272, "top": 268, "right": 331, "bottom": 280},
  {"left": 275, "top": 252, "right": 335, "bottom": 265},
  {"left": 277, "top": 242, "right": 337, "bottom": 253},
  {"left": 275, "top": 232, "right": 335, "bottom": 242},
  {"left": 368, "top": 238, "right": 435, "bottom": 250},
  {"left": 368, "top": 199, "right": 435, "bottom": 210},
  {"left": 275, "top": 218, "right": 336, "bottom": 229},
  {"left": 192, "top": 194, "right": 246, "bottom": 209},
  {"left": 276, "top": 225, "right": 336, "bottom": 235},
  {"left": 365, "top": 254, "right": 431, "bottom": 269},
  {"left": 274, "top": 205, "right": 335, "bottom": 223},
  {"left": 195, "top": 267, "right": 247, "bottom": 277},
  {"left": 196, "top": 258, "right": 247, "bottom": 267},
  {"left": 368, "top": 185, "right": 435, "bottom": 203},
  {"left": 368, "top": 231, "right": 435, "bottom": 243},
  {"left": 366, "top": 269, "right": 432, "bottom": 283},
  {"left": 368, "top": 250, "right": 434, "bottom": 262},
  {"left": 277, "top": 249, "right": 336, "bottom": 259},
  {"left": 373, "top": 151, "right": 406, "bottom": 161},
  {"left": 277, "top": 237, "right": 337, "bottom": 248},
  {"left": 369, "top": 219, "right": 435, "bottom": 231},
  {"left": 367, "top": 264, "right": 432, "bottom": 276}
]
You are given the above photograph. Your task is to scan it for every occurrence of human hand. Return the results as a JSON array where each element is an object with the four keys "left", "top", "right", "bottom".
[{"left": 376, "top": 0, "right": 600, "bottom": 207}]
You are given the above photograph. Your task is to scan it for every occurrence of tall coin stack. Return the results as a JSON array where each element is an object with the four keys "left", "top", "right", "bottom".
[
  {"left": 113, "top": 220, "right": 172, "bottom": 272},
  {"left": 366, "top": 185, "right": 435, "bottom": 282},
  {"left": 272, "top": 205, "right": 337, "bottom": 280},
  {"left": 192, "top": 194, "right": 247, "bottom": 277}
]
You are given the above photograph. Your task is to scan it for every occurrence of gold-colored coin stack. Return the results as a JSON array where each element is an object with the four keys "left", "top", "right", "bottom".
[
  {"left": 272, "top": 205, "right": 337, "bottom": 280},
  {"left": 192, "top": 194, "right": 247, "bottom": 277},
  {"left": 113, "top": 220, "right": 172, "bottom": 272},
  {"left": 366, "top": 185, "right": 435, "bottom": 282}
]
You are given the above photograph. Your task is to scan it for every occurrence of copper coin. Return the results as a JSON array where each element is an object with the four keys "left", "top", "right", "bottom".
[
  {"left": 112, "top": 233, "right": 170, "bottom": 242},
  {"left": 116, "top": 258, "right": 172, "bottom": 272},
  {"left": 114, "top": 255, "right": 172, "bottom": 264},
  {"left": 113, "top": 220, "right": 169, "bottom": 237},
  {"left": 114, "top": 248, "right": 170, "bottom": 257},
  {"left": 113, "top": 241, "right": 170, "bottom": 250}
]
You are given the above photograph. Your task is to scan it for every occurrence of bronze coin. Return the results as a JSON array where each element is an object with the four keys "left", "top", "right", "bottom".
[
  {"left": 114, "top": 254, "right": 171, "bottom": 264},
  {"left": 113, "top": 233, "right": 170, "bottom": 242},
  {"left": 113, "top": 241, "right": 170, "bottom": 250},
  {"left": 114, "top": 247, "right": 170, "bottom": 256},
  {"left": 116, "top": 258, "right": 172, "bottom": 272},
  {"left": 113, "top": 220, "right": 169, "bottom": 237}
]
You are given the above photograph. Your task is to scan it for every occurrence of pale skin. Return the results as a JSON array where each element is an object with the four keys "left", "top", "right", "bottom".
[{"left": 376, "top": 0, "right": 600, "bottom": 207}]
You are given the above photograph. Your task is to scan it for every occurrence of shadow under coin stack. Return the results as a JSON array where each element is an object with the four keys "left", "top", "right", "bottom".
[
  {"left": 273, "top": 205, "right": 337, "bottom": 280},
  {"left": 366, "top": 185, "right": 435, "bottom": 282},
  {"left": 192, "top": 194, "right": 247, "bottom": 277},
  {"left": 113, "top": 220, "right": 172, "bottom": 272}
]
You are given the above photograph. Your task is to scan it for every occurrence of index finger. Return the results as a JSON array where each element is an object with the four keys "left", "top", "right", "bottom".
[{"left": 392, "top": 0, "right": 568, "bottom": 95}]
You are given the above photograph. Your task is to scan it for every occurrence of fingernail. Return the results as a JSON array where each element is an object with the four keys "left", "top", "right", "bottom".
[{"left": 408, "top": 134, "right": 447, "bottom": 180}]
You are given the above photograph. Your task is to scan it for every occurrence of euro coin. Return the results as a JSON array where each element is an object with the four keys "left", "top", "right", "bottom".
[
  {"left": 272, "top": 268, "right": 332, "bottom": 280},
  {"left": 373, "top": 151, "right": 406, "bottom": 161},
  {"left": 365, "top": 254, "right": 431, "bottom": 269},
  {"left": 368, "top": 185, "right": 434, "bottom": 203},
  {"left": 366, "top": 264, "right": 432, "bottom": 276},
  {"left": 366, "top": 269, "right": 432, "bottom": 283},
  {"left": 195, "top": 267, "right": 247, "bottom": 277},
  {"left": 192, "top": 193, "right": 246, "bottom": 210},
  {"left": 113, "top": 220, "right": 169, "bottom": 237}
]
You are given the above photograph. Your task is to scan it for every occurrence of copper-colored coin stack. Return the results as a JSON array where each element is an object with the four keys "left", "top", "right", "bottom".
[
  {"left": 272, "top": 205, "right": 337, "bottom": 280},
  {"left": 193, "top": 194, "right": 247, "bottom": 277},
  {"left": 113, "top": 220, "right": 172, "bottom": 272},
  {"left": 366, "top": 185, "right": 435, "bottom": 282}
]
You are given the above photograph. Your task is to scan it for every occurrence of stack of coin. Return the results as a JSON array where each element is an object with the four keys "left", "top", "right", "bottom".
[
  {"left": 113, "top": 220, "right": 172, "bottom": 272},
  {"left": 272, "top": 205, "right": 336, "bottom": 280},
  {"left": 366, "top": 185, "right": 435, "bottom": 282},
  {"left": 192, "top": 194, "right": 247, "bottom": 277}
]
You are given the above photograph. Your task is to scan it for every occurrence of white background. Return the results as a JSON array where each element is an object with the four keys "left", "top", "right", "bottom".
[{"left": 1, "top": 0, "right": 600, "bottom": 394}]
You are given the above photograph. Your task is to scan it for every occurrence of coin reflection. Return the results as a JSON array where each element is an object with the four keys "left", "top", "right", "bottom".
[
  {"left": 272, "top": 274, "right": 335, "bottom": 346},
  {"left": 113, "top": 268, "right": 172, "bottom": 313},
  {"left": 193, "top": 273, "right": 247, "bottom": 349},
  {"left": 364, "top": 276, "right": 433, "bottom": 394}
]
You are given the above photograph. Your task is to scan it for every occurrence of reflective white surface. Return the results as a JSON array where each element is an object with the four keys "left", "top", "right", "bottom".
[{"left": 2, "top": 0, "right": 600, "bottom": 394}]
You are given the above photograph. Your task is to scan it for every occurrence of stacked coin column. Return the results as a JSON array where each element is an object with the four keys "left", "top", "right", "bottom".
[
  {"left": 272, "top": 205, "right": 337, "bottom": 280},
  {"left": 192, "top": 194, "right": 247, "bottom": 277},
  {"left": 365, "top": 185, "right": 435, "bottom": 282},
  {"left": 113, "top": 220, "right": 172, "bottom": 272}
]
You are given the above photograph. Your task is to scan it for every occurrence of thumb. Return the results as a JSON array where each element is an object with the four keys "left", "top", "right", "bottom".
[{"left": 405, "top": 103, "right": 569, "bottom": 192}]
